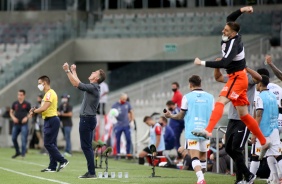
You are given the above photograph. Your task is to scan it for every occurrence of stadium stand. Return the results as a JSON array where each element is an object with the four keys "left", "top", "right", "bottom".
[
  {"left": 0, "top": 20, "right": 74, "bottom": 88},
  {"left": 85, "top": 8, "right": 281, "bottom": 38}
]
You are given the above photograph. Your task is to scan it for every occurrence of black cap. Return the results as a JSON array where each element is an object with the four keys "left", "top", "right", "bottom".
[{"left": 61, "top": 94, "right": 70, "bottom": 98}]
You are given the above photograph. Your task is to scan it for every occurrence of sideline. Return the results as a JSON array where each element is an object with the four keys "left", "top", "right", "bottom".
[
  {"left": 0, "top": 167, "right": 70, "bottom": 184},
  {"left": 9, "top": 159, "right": 46, "bottom": 167}
]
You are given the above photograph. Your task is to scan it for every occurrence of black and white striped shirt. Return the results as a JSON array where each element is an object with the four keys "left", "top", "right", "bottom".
[{"left": 205, "top": 9, "right": 246, "bottom": 74}]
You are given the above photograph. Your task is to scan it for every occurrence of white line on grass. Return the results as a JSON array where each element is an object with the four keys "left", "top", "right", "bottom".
[
  {"left": 9, "top": 159, "right": 46, "bottom": 167},
  {"left": 0, "top": 167, "right": 70, "bottom": 184}
]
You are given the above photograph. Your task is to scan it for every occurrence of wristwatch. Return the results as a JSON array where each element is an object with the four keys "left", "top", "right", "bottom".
[{"left": 65, "top": 70, "right": 70, "bottom": 73}]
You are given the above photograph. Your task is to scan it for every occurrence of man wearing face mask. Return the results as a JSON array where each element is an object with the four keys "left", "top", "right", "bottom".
[
  {"left": 112, "top": 93, "right": 134, "bottom": 159},
  {"left": 171, "top": 82, "right": 182, "bottom": 108},
  {"left": 29, "top": 76, "right": 69, "bottom": 172},
  {"left": 58, "top": 94, "right": 73, "bottom": 157},
  {"left": 166, "top": 100, "right": 184, "bottom": 160},
  {"left": 192, "top": 6, "right": 269, "bottom": 164}
]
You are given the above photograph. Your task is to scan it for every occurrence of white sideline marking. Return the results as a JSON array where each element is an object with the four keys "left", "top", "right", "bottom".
[
  {"left": 0, "top": 167, "right": 70, "bottom": 184},
  {"left": 10, "top": 159, "right": 46, "bottom": 167}
]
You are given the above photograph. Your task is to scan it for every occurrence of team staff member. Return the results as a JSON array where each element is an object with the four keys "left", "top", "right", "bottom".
[
  {"left": 58, "top": 94, "right": 73, "bottom": 157},
  {"left": 63, "top": 62, "right": 106, "bottom": 179},
  {"left": 165, "top": 75, "right": 214, "bottom": 184},
  {"left": 214, "top": 66, "right": 261, "bottom": 183},
  {"left": 10, "top": 89, "right": 31, "bottom": 159},
  {"left": 192, "top": 6, "right": 269, "bottom": 161},
  {"left": 171, "top": 82, "right": 182, "bottom": 108},
  {"left": 30, "top": 76, "right": 69, "bottom": 172},
  {"left": 112, "top": 93, "right": 134, "bottom": 158},
  {"left": 166, "top": 100, "right": 184, "bottom": 159}
]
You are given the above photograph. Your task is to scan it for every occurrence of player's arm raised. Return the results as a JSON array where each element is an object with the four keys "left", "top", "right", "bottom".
[
  {"left": 63, "top": 62, "right": 81, "bottom": 87},
  {"left": 265, "top": 55, "right": 282, "bottom": 81},
  {"left": 246, "top": 67, "right": 262, "bottom": 83}
]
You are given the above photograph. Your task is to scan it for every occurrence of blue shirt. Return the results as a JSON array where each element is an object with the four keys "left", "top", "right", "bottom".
[
  {"left": 256, "top": 90, "right": 278, "bottom": 137},
  {"left": 112, "top": 101, "right": 132, "bottom": 127},
  {"left": 163, "top": 125, "right": 175, "bottom": 150},
  {"left": 181, "top": 89, "right": 214, "bottom": 140}
]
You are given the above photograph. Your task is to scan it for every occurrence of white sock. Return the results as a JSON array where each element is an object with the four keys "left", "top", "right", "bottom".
[
  {"left": 196, "top": 171, "right": 204, "bottom": 182},
  {"left": 192, "top": 159, "right": 204, "bottom": 182},
  {"left": 250, "top": 161, "right": 260, "bottom": 175},
  {"left": 277, "top": 158, "right": 282, "bottom": 179},
  {"left": 267, "top": 156, "right": 279, "bottom": 182},
  {"left": 200, "top": 160, "right": 206, "bottom": 173}
]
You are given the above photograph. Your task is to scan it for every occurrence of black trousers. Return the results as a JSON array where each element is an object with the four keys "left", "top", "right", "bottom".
[{"left": 225, "top": 119, "right": 251, "bottom": 181}]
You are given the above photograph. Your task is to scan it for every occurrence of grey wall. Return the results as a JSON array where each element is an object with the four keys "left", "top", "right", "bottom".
[
  {"left": 76, "top": 62, "right": 108, "bottom": 83},
  {"left": 74, "top": 35, "right": 261, "bottom": 62}
]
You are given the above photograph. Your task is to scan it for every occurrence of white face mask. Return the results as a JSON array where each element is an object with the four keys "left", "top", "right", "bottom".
[
  {"left": 222, "top": 138, "right": 225, "bottom": 145},
  {"left": 37, "top": 84, "right": 44, "bottom": 91},
  {"left": 61, "top": 98, "right": 68, "bottom": 103},
  {"left": 222, "top": 34, "right": 229, "bottom": 42}
]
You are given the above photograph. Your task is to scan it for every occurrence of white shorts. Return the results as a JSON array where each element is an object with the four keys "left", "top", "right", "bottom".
[
  {"left": 185, "top": 139, "right": 210, "bottom": 152},
  {"left": 252, "top": 129, "right": 280, "bottom": 157}
]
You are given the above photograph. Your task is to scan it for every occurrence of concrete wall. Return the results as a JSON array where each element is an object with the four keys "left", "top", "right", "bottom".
[
  {"left": 76, "top": 62, "right": 108, "bottom": 83},
  {"left": 74, "top": 35, "right": 261, "bottom": 62}
]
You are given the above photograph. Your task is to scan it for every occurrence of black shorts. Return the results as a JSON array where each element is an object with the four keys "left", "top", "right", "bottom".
[{"left": 143, "top": 147, "right": 163, "bottom": 156}]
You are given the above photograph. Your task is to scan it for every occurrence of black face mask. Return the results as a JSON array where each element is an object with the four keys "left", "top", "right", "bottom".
[
  {"left": 168, "top": 108, "right": 173, "bottom": 111},
  {"left": 172, "top": 88, "right": 177, "bottom": 92}
]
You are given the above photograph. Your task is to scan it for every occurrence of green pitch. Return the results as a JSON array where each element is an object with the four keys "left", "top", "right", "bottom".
[{"left": 0, "top": 148, "right": 265, "bottom": 184}]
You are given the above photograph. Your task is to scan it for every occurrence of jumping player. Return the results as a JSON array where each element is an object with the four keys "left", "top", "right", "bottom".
[
  {"left": 214, "top": 66, "right": 261, "bottom": 184},
  {"left": 192, "top": 6, "right": 269, "bottom": 165}
]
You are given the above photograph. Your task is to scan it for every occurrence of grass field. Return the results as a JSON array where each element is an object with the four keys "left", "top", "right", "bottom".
[{"left": 0, "top": 148, "right": 266, "bottom": 184}]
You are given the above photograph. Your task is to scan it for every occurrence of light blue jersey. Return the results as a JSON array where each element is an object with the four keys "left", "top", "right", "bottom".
[
  {"left": 149, "top": 123, "right": 165, "bottom": 151},
  {"left": 256, "top": 90, "right": 279, "bottom": 137},
  {"left": 181, "top": 89, "right": 214, "bottom": 140}
]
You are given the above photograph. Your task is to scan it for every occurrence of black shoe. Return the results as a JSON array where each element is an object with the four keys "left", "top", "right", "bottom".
[
  {"left": 245, "top": 173, "right": 256, "bottom": 184},
  {"left": 41, "top": 168, "right": 56, "bottom": 172},
  {"left": 12, "top": 153, "right": 21, "bottom": 159},
  {"left": 57, "top": 160, "right": 69, "bottom": 172},
  {"left": 78, "top": 172, "right": 97, "bottom": 179}
]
